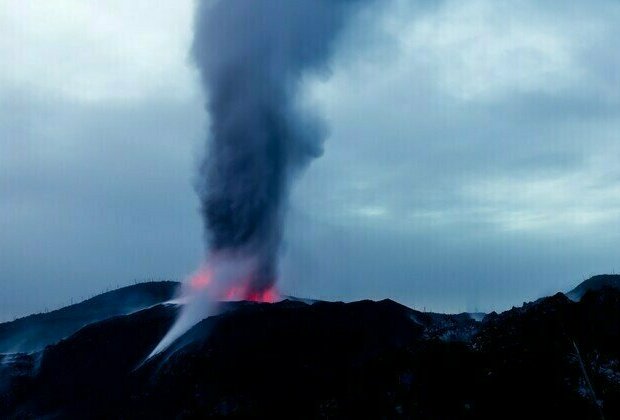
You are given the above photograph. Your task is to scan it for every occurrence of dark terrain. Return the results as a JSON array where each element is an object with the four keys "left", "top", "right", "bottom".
[
  {"left": 0, "top": 281, "right": 179, "bottom": 353},
  {"left": 1, "top": 276, "right": 619, "bottom": 419}
]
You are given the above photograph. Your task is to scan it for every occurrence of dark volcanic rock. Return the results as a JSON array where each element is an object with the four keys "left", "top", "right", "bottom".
[
  {"left": 567, "top": 274, "right": 620, "bottom": 301},
  {"left": 135, "top": 299, "right": 426, "bottom": 418},
  {"left": 0, "top": 281, "right": 179, "bottom": 353},
  {"left": 1, "top": 286, "right": 619, "bottom": 419},
  {"left": 473, "top": 293, "right": 601, "bottom": 419}
]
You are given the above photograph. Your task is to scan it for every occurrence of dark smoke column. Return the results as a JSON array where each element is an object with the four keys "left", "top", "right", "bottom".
[
  {"left": 150, "top": 0, "right": 373, "bottom": 357},
  {"left": 193, "top": 0, "right": 367, "bottom": 295}
]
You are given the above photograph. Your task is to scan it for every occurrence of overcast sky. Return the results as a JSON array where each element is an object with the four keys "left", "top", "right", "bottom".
[{"left": 1, "top": 0, "right": 619, "bottom": 320}]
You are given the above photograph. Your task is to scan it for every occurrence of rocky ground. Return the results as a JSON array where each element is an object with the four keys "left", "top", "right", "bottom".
[{"left": 1, "top": 276, "right": 619, "bottom": 419}]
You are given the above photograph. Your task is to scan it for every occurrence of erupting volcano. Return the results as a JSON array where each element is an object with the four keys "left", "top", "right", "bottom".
[
  {"left": 152, "top": 0, "right": 372, "bottom": 355},
  {"left": 187, "top": 263, "right": 279, "bottom": 303}
]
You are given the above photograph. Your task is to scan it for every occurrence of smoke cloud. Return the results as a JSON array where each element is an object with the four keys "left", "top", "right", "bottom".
[
  {"left": 194, "top": 0, "right": 369, "bottom": 293},
  {"left": 151, "top": 0, "right": 371, "bottom": 356}
]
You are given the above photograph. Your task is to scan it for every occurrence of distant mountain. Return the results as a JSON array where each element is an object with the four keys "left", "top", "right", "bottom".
[
  {"left": 0, "top": 281, "right": 179, "bottom": 353},
  {"left": 1, "top": 280, "right": 619, "bottom": 418},
  {"left": 566, "top": 274, "right": 620, "bottom": 301}
]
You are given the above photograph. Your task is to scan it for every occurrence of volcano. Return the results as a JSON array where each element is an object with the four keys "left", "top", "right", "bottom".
[{"left": 1, "top": 276, "right": 620, "bottom": 419}]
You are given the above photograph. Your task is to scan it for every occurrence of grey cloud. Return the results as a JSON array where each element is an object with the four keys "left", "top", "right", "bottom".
[
  {"left": 0, "top": 91, "right": 205, "bottom": 319},
  {"left": 2, "top": 0, "right": 620, "bottom": 319}
]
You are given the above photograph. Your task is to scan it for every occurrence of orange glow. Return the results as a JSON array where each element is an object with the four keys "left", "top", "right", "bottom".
[
  {"left": 246, "top": 288, "right": 279, "bottom": 303},
  {"left": 187, "top": 265, "right": 280, "bottom": 303},
  {"left": 223, "top": 284, "right": 280, "bottom": 303},
  {"left": 189, "top": 268, "right": 213, "bottom": 290}
]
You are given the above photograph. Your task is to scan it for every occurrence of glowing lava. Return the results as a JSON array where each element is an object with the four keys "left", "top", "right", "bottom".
[
  {"left": 187, "top": 265, "right": 280, "bottom": 303},
  {"left": 149, "top": 260, "right": 281, "bottom": 357},
  {"left": 189, "top": 268, "right": 213, "bottom": 289},
  {"left": 223, "top": 286, "right": 280, "bottom": 303}
]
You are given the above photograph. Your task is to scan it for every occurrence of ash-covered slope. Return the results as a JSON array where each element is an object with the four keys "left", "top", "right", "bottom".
[
  {"left": 567, "top": 274, "right": 620, "bottom": 301},
  {"left": 0, "top": 281, "right": 179, "bottom": 353},
  {"left": 2, "top": 278, "right": 619, "bottom": 419}
]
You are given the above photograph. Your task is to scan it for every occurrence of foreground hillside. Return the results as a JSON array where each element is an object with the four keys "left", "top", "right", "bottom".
[
  {"left": 1, "top": 277, "right": 619, "bottom": 419},
  {"left": 0, "top": 281, "right": 179, "bottom": 353}
]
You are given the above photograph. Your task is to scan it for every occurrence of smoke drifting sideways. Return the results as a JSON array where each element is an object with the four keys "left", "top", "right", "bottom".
[{"left": 150, "top": 0, "right": 371, "bottom": 356}]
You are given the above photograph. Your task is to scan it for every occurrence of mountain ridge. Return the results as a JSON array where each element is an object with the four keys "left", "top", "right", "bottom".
[
  {"left": 2, "top": 275, "right": 619, "bottom": 418},
  {"left": 0, "top": 281, "right": 179, "bottom": 353},
  {"left": 567, "top": 274, "right": 620, "bottom": 301}
]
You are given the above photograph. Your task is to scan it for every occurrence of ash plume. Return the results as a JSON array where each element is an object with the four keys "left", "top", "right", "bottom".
[
  {"left": 151, "top": 0, "right": 371, "bottom": 357},
  {"left": 194, "top": 0, "right": 368, "bottom": 293}
]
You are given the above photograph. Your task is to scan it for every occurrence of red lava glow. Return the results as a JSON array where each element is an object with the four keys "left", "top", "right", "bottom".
[
  {"left": 189, "top": 268, "right": 213, "bottom": 290},
  {"left": 225, "top": 286, "right": 280, "bottom": 303},
  {"left": 188, "top": 267, "right": 280, "bottom": 303}
]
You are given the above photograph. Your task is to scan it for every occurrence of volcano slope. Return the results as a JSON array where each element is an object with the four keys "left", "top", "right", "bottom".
[
  {"left": 1, "top": 280, "right": 619, "bottom": 419},
  {"left": 0, "top": 281, "right": 179, "bottom": 353}
]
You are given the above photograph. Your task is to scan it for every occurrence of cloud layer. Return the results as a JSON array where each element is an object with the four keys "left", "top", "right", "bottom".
[{"left": 1, "top": 0, "right": 619, "bottom": 319}]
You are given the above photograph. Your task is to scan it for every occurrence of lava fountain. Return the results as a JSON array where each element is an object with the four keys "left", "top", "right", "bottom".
[{"left": 151, "top": 0, "right": 372, "bottom": 356}]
